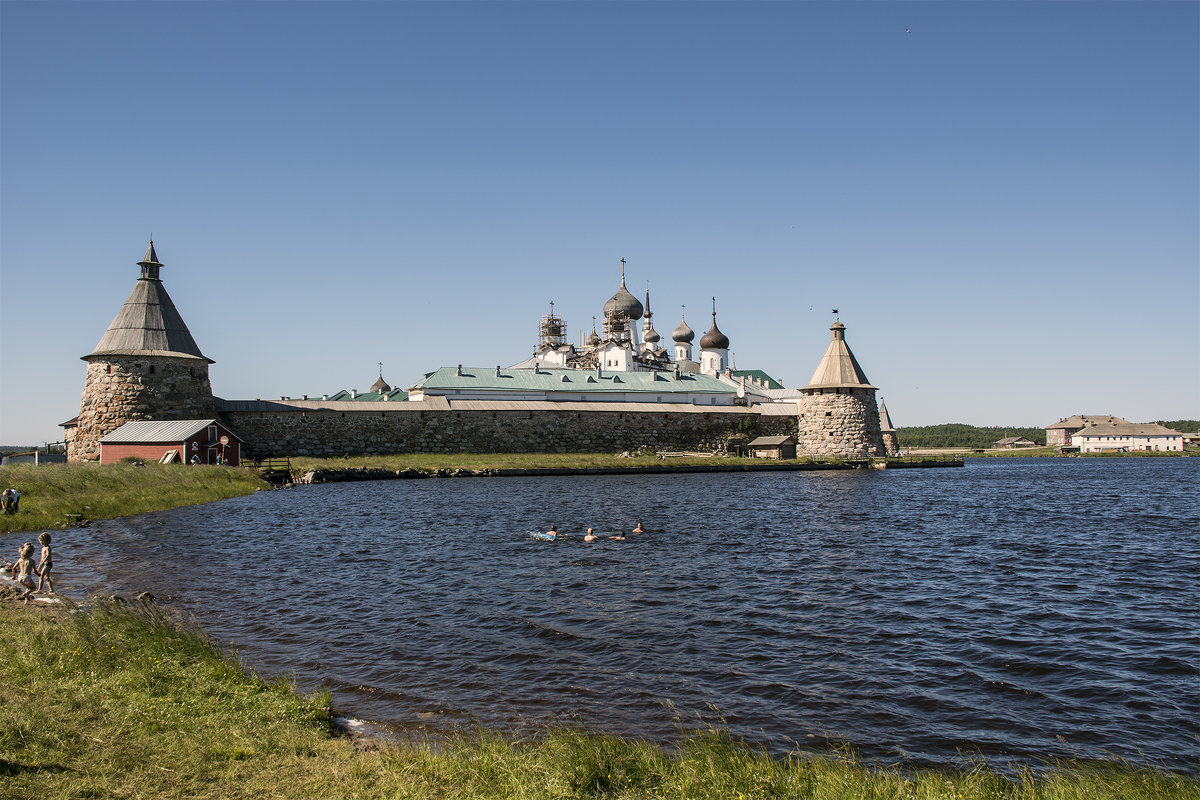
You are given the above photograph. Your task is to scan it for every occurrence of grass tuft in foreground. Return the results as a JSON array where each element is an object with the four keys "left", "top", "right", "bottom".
[
  {"left": 1, "top": 600, "right": 1195, "bottom": 799},
  {"left": 0, "top": 462, "right": 266, "bottom": 534}
]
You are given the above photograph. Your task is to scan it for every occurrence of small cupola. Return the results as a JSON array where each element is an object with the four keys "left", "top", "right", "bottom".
[
  {"left": 672, "top": 310, "right": 695, "bottom": 343},
  {"left": 138, "top": 239, "right": 164, "bottom": 280}
]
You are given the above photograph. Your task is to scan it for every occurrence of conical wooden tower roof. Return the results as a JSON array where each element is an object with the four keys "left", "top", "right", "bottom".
[
  {"left": 878, "top": 399, "right": 895, "bottom": 431},
  {"left": 85, "top": 241, "right": 212, "bottom": 363},
  {"left": 802, "top": 320, "right": 875, "bottom": 391}
]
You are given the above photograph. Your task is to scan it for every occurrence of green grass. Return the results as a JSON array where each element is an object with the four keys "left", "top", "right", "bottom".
[
  {"left": 1, "top": 601, "right": 1194, "bottom": 800},
  {"left": 0, "top": 463, "right": 266, "bottom": 535}
]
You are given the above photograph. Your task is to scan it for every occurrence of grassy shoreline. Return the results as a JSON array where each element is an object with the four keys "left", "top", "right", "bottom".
[
  {"left": 1, "top": 600, "right": 1194, "bottom": 800},
  {"left": 0, "top": 462, "right": 266, "bottom": 536}
]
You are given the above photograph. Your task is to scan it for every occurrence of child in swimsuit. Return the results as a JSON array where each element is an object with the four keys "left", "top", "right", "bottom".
[
  {"left": 12, "top": 542, "right": 36, "bottom": 603},
  {"left": 36, "top": 532, "right": 53, "bottom": 594}
]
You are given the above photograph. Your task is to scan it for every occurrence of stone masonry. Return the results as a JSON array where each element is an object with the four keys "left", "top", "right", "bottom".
[
  {"left": 796, "top": 390, "right": 885, "bottom": 458},
  {"left": 219, "top": 401, "right": 798, "bottom": 459},
  {"left": 69, "top": 356, "right": 216, "bottom": 461}
]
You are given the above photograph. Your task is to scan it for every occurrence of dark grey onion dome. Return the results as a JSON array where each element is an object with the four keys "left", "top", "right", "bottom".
[
  {"left": 699, "top": 314, "right": 730, "bottom": 350},
  {"left": 371, "top": 376, "right": 391, "bottom": 393},
  {"left": 603, "top": 279, "right": 643, "bottom": 321},
  {"left": 643, "top": 325, "right": 660, "bottom": 344},
  {"left": 672, "top": 316, "right": 694, "bottom": 343},
  {"left": 587, "top": 326, "right": 601, "bottom": 347}
]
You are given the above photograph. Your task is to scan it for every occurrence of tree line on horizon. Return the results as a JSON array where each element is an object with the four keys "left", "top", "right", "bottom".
[{"left": 896, "top": 420, "right": 1197, "bottom": 450}]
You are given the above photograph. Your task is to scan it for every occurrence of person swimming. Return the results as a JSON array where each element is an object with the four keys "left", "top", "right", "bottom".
[
  {"left": 609, "top": 530, "right": 626, "bottom": 541},
  {"left": 632, "top": 522, "right": 645, "bottom": 534},
  {"left": 583, "top": 528, "right": 597, "bottom": 542}
]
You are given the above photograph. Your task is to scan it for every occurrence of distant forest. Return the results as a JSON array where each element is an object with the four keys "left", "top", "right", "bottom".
[
  {"left": 896, "top": 425, "right": 1047, "bottom": 449},
  {"left": 897, "top": 420, "right": 1198, "bottom": 449}
]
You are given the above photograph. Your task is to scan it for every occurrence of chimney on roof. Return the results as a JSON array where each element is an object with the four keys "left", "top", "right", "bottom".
[
  {"left": 350, "top": 389, "right": 358, "bottom": 399},
  {"left": 495, "top": 366, "right": 501, "bottom": 377},
  {"left": 456, "top": 365, "right": 463, "bottom": 376}
]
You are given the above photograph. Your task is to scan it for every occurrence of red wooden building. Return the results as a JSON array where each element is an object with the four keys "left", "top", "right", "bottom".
[{"left": 98, "top": 419, "right": 243, "bottom": 465}]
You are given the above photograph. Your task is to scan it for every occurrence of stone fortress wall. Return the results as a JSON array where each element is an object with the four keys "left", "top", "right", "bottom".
[{"left": 218, "top": 400, "right": 800, "bottom": 459}]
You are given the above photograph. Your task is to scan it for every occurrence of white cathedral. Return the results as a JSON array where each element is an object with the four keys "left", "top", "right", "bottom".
[{"left": 513, "top": 260, "right": 737, "bottom": 380}]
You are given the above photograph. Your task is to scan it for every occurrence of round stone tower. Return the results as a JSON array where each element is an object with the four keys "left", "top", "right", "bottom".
[
  {"left": 67, "top": 241, "right": 215, "bottom": 461},
  {"left": 795, "top": 319, "right": 885, "bottom": 458}
]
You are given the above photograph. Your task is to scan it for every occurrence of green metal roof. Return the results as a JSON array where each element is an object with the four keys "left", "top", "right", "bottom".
[
  {"left": 410, "top": 366, "right": 735, "bottom": 395},
  {"left": 731, "top": 369, "right": 784, "bottom": 390}
]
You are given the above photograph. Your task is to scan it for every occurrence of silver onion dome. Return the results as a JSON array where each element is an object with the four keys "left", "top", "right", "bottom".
[
  {"left": 603, "top": 280, "right": 643, "bottom": 321},
  {"left": 672, "top": 316, "right": 694, "bottom": 343}
]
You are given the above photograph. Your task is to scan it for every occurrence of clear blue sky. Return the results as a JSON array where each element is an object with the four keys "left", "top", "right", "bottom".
[{"left": 2, "top": 1, "right": 1196, "bottom": 445}]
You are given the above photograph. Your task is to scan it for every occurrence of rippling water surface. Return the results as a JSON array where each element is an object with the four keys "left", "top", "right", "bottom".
[{"left": 57, "top": 457, "right": 1198, "bottom": 770}]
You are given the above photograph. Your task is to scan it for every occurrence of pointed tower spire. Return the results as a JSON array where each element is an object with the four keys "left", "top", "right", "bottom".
[
  {"left": 138, "top": 239, "right": 163, "bottom": 280},
  {"left": 878, "top": 399, "right": 895, "bottom": 431},
  {"left": 802, "top": 319, "right": 875, "bottom": 390},
  {"left": 88, "top": 241, "right": 210, "bottom": 361}
]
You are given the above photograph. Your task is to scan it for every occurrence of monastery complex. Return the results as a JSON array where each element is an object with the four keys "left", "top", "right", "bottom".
[{"left": 65, "top": 242, "right": 900, "bottom": 462}]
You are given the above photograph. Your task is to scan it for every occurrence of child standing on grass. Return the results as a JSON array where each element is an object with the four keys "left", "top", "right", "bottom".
[
  {"left": 36, "top": 532, "right": 53, "bottom": 594},
  {"left": 11, "top": 542, "right": 36, "bottom": 603}
]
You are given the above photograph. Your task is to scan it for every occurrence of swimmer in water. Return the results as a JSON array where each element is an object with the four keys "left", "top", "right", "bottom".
[
  {"left": 609, "top": 530, "right": 626, "bottom": 541},
  {"left": 583, "top": 528, "right": 597, "bottom": 542},
  {"left": 547, "top": 524, "right": 559, "bottom": 539},
  {"left": 632, "top": 522, "right": 645, "bottom": 534}
]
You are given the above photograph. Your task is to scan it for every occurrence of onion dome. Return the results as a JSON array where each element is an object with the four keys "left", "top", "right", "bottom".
[
  {"left": 644, "top": 325, "right": 660, "bottom": 344},
  {"left": 371, "top": 376, "right": 391, "bottom": 393},
  {"left": 700, "top": 319, "right": 729, "bottom": 350},
  {"left": 603, "top": 260, "right": 643, "bottom": 320},
  {"left": 672, "top": 310, "right": 694, "bottom": 343},
  {"left": 586, "top": 321, "right": 601, "bottom": 347},
  {"left": 699, "top": 300, "right": 730, "bottom": 350}
]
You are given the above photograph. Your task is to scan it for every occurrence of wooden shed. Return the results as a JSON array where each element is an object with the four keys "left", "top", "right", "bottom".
[
  {"left": 747, "top": 435, "right": 797, "bottom": 460},
  {"left": 98, "top": 419, "right": 243, "bottom": 466}
]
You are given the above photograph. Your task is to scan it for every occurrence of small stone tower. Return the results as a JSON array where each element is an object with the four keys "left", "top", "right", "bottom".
[
  {"left": 68, "top": 241, "right": 215, "bottom": 461},
  {"left": 878, "top": 399, "right": 899, "bottom": 455},
  {"left": 795, "top": 319, "right": 885, "bottom": 458}
]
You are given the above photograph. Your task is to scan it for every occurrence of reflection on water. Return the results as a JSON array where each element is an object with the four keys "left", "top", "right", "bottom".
[{"left": 55, "top": 458, "right": 1199, "bottom": 770}]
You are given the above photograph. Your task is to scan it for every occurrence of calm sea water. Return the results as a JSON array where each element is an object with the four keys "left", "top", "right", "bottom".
[{"left": 54, "top": 457, "right": 1198, "bottom": 771}]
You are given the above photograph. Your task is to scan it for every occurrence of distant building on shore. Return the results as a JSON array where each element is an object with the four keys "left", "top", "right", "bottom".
[
  {"left": 993, "top": 436, "right": 1039, "bottom": 450},
  {"left": 1068, "top": 422, "right": 1184, "bottom": 453},
  {"left": 1045, "top": 415, "right": 1130, "bottom": 448}
]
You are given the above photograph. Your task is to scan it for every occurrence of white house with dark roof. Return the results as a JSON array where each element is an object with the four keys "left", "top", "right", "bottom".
[{"left": 1069, "top": 422, "right": 1184, "bottom": 453}]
